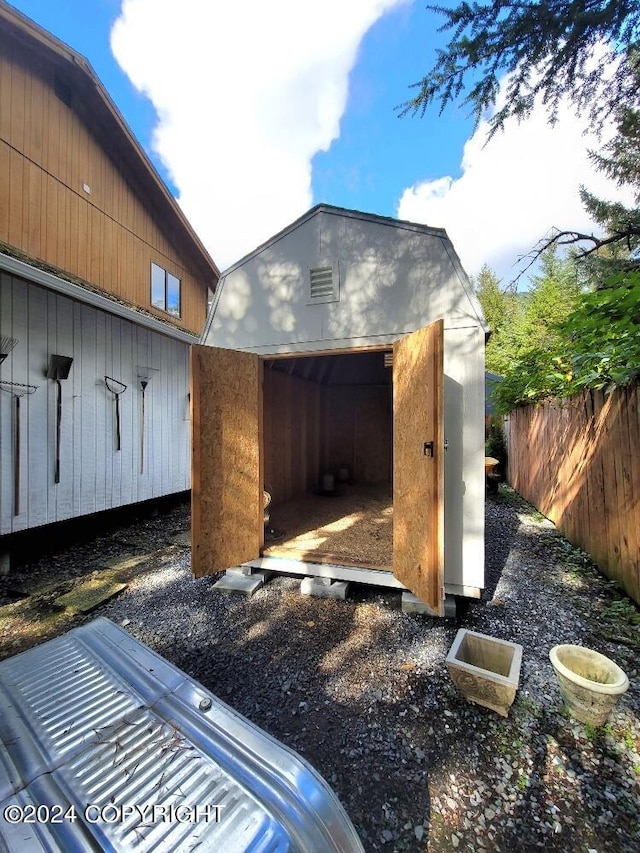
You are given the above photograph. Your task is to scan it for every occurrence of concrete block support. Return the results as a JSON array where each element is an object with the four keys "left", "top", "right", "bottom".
[
  {"left": 300, "top": 576, "right": 349, "bottom": 600},
  {"left": 212, "top": 570, "right": 267, "bottom": 597},
  {"left": 226, "top": 566, "right": 255, "bottom": 578},
  {"left": 401, "top": 592, "right": 457, "bottom": 618}
]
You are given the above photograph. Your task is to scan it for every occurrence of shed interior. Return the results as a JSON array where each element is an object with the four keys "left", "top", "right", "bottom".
[{"left": 262, "top": 350, "right": 393, "bottom": 569}]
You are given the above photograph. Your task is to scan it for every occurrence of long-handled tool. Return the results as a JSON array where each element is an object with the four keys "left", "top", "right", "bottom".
[
  {"left": 136, "top": 366, "right": 158, "bottom": 475},
  {"left": 0, "top": 380, "right": 38, "bottom": 516},
  {"left": 46, "top": 355, "right": 73, "bottom": 484},
  {"left": 140, "top": 378, "right": 148, "bottom": 473},
  {"left": 105, "top": 376, "right": 127, "bottom": 452}
]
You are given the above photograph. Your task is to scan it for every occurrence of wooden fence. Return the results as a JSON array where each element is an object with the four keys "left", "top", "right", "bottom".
[{"left": 507, "top": 384, "right": 640, "bottom": 605}]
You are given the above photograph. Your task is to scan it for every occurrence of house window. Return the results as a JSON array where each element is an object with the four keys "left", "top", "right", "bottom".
[
  {"left": 307, "top": 263, "right": 339, "bottom": 304},
  {"left": 151, "top": 262, "right": 181, "bottom": 317}
]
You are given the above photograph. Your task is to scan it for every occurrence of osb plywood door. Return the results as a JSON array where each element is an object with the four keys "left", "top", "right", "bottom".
[
  {"left": 191, "top": 345, "right": 261, "bottom": 577},
  {"left": 393, "top": 319, "right": 444, "bottom": 614}
]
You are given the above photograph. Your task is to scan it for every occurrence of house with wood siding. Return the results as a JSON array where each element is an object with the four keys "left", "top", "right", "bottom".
[{"left": 0, "top": 2, "right": 220, "bottom": 535}]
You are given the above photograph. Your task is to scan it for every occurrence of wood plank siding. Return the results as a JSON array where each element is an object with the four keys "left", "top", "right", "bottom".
[
  {"left": 0, "top": 30, "right": 214, "bottom": 335},
  {"left": 508, "top": 386, "right": 640, "bottom": 605},
  {"left": 0, "top": 271, "right": 191, "bottom": 534}
]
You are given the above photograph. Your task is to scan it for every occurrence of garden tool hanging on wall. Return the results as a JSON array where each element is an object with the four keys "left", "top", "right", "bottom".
[
  {"left": 46, "top": 355, "right": 73, "bottom": 484},
  {"left": 138, "top": 372, "right": 150, "bottom": 474},
  {"left": 0, "top": 335, "right": 18, "bottom": 365},
  {"left": 0, "top": 380, "right": 37, "bottom": 515},
  {"left": 105, "top": 376, "right": 127, "bottom": 452}
]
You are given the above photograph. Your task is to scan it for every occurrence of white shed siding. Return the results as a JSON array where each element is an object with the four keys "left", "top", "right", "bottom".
[
  {"left": 443, "top": 325, "right": 485, "bottom": 590},
  {"left": 207, "top": 210, "right": 484, "bottom": 352},
  {"left": 0, "top": 272, "right": 191, "bottom": 534},
  {"left": 204, "top": 206, "right": 486, "bottom": 593}
]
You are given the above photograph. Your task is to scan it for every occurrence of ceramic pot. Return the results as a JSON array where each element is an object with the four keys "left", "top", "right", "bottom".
[{"left": 549, "top": 644, "right": 629, "bottom": 726}]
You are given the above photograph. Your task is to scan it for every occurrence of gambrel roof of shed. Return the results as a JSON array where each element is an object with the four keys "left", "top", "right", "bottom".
[
  {"left": 204, "top": 204, "right": 488, "bottom": 342},
  {"left": 0, "top": 1, "right": 220, "bottom": 285},
  {"left": 219, "top": 204, "right": 451, "bottom": 277}
]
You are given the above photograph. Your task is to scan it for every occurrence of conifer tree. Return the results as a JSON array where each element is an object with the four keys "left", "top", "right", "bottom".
[{"left": 401, "top": 0, "right": 640, "bottom": 138}]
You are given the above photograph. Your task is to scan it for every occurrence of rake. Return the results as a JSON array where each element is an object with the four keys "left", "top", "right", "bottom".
[
  {"left": 0, "top": 380, "right": 38, "bottom": 515},
  {"left": 0, "top": 335, "right": 18, "bottom": 364},
  {"left": 105, "top": 376, "right": 127, "bottom": 452}
]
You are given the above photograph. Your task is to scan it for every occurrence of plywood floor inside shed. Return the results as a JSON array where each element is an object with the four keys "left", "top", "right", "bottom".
[{"left": 263, "top": 484, "right": 393, "bottom": 569}]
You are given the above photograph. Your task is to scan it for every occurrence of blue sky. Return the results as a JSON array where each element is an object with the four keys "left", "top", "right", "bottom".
[{"left": 7, "top": 0, "right": 626, "bottom": 280}]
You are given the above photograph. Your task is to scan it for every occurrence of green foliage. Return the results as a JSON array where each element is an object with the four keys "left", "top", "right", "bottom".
[
  {"left": 485, "top": 419, "right": 508, "bottom": 472},
  {"left": 476, "top": 251, "right": 588, "bottom": 411},
  {"left": 472, "top": 264, "right": 505, "bottom": 330},
  {"left": 472, "top": 263, "right": 526, "bottom": 375},
  {"left": 560, "top": 272, "right": 640, "bottom": 391},
  {"left": 577, "top": 99, "right": 640, "bottom": 273},
  {"left": 494, "top": 270, "right": 640, "bottom": 411},
  {"left": 400, "top": 0, "right": 640, "bottom": 138},
  {"left": 520, "top": 247, "right": 582, "bottom": 349},
  {"left": 401, "top": 2, "right": 640, "bottom": 409},
  {"left": 601, "top": 597, "right": 640, "bottom": 627}
]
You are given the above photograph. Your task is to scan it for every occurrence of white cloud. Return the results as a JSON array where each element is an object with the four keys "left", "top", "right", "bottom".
[
  {"left": 397, "top": 81, "right": 634, "bottom": 283},
  {"left": 111, "top": 0, "right": 406, "bottom": 269}
]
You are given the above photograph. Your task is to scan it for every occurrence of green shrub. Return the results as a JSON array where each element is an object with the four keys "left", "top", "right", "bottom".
[{"left": 485, "top": 420, "right": 508, "bottom": 474}]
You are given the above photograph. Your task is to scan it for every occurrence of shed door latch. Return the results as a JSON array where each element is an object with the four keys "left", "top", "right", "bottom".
[{"left": 423, "top": 441, "right": 434, "bottom": 458}]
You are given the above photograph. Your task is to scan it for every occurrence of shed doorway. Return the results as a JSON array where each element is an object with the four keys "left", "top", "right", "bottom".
[
  {"left": 262, "top": 349, "right": 393, "bottom": 570},
  {"left": 190, "top": 318, "right": 445, "bottom": 614}
]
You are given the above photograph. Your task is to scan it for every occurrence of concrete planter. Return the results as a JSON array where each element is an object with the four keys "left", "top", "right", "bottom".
[
  {"left": 549, "top": 644, "right": 629, "bottom": 726},
  {"left": 446, "top": 629, "right": 523, "bottom": 717}
]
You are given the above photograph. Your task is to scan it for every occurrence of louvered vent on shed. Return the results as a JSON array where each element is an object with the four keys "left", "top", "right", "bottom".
[{"left": 308, "top": 264, "right": 339, "bottom": 304}]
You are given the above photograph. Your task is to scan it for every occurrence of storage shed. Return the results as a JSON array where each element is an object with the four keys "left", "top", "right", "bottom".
[{"left": 191, "top": 205, "right": 488, "bottom": 616}]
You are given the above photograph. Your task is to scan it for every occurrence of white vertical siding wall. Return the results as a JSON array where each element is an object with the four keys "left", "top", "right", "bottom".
[
  {"left": 443, "top": 325, "right": 485, "bottom": 590},
  {"left": 0, "top": 272, "right": 191, "bottom": 534}
]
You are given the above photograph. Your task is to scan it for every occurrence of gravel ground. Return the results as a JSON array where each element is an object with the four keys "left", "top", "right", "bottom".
[{"left": 1, "top": 486, "right": 639, "bottom": 852}]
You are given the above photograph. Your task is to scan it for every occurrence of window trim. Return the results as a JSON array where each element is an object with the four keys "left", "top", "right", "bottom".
[{"left": 151, "top": 262, "right": 181, "bottom": 318}]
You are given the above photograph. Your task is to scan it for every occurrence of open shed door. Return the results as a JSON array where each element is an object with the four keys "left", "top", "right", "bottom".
[
  {"left": 393, "top": 319, "right": 444, "bottom": 615},
  {"left": 191, "top": 344, "right": 262, "bottom": 577}
]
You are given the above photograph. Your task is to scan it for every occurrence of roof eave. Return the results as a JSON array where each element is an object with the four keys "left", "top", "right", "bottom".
[
  {"left": 0, "top": 1, "right": 220, "bottom": 285},
  {"left": 0, "top": 251, "right": 199, "bottom": 344}
]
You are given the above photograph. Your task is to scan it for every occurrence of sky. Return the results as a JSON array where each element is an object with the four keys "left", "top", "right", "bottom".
[{"left": 7, "top": 0, "right": 630, "bottom": 284}]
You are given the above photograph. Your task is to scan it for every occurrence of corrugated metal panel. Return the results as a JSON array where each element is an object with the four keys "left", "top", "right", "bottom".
[{"left": 0, "top": 618, "right": 363, "bottom": 853}]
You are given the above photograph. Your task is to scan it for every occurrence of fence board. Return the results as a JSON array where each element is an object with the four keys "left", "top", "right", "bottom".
[{"left": 508, "top": 384, "right": 640, "bottom": 605}]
